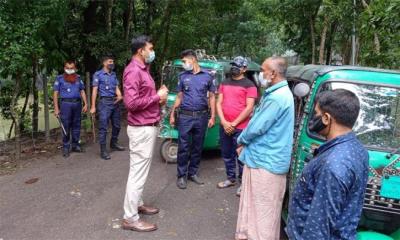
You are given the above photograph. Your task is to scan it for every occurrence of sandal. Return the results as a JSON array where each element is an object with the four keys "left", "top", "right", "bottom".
[{"left": 217, "top": 179, "right": 236, "bottom": 189}]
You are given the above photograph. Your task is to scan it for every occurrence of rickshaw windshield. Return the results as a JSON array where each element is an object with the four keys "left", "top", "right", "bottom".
[
  {"left": 312, "top": 82, "right": 400, "bottom": 151},
  {"left": 163, "top": 66, "right": 224, "bottom": 92}
]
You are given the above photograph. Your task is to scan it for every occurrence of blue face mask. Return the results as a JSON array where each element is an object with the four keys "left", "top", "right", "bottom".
[
  {"left": 258, "top": 72, "right": 272, "bottom": 88},
  {"left": 145, "top": 50, "right": 156, "bottom": 64}
]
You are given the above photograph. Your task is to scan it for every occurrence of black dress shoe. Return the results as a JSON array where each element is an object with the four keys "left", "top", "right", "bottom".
[
  {"left": 71, "top": 146, "right": 83, "bottom": 152},
  {"left": 110, "top": 142, "right": 125, "bottom": 151},
  {"left": 100, "top": 144, "right": 111, "bottom": 160},
  {"left": 177, "top": 177, "right": 187, "bottom": 189},
  {"left": 62, "top": 148, "right": 70, "bottom": 158},
  {"left": 188, "top": 175, "right": 204, "bottom": 185}
]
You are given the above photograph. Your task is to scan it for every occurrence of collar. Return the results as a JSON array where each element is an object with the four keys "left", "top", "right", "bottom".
[
  {"left": 100, "top": 69, "right": 114, "bottom": 75},
  {"left": 264, "top": 80, "right": 288, "bottom": 95},
  {"left": 183, "top": 68, "right": 207, "bottom": 75},
  {"left": 314, "top": 132, "right": 356, "bottom": 156},
  {"left": 131, "top": 57, "right": 147, "bottom": 70}
]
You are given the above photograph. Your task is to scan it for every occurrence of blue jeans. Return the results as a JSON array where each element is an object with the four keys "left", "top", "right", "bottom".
[
  {"left": 177, "top": 114, "right": 208, "bottom": 178},
  {"left": 220, "top": 127, "right": 243, "bottom": 182},
  {"left": 60, "top": 101, "right": 82, "bottom": 149},
  {"left": 98, "top": 99, "right": 121, "bottom": 145}
]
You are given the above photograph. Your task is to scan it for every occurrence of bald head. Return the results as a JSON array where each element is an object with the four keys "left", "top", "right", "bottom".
[{"left": 260, "top": 56, "right": 287, "bottom": 85}]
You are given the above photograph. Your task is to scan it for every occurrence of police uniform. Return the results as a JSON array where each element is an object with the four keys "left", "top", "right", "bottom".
[
  {"left": 53, "top": 74, "right": 85, "bottom": 151},
  {"left": 176, "top": 69, "right": 216, "bottom": 178},
  {"left": 92, "top": 69, "right": 121, "bottom": 148}
]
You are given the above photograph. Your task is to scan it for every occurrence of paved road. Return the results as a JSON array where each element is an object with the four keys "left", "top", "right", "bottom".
[{"left": 0, "top": 131, "right": 243, "bottom": 240}]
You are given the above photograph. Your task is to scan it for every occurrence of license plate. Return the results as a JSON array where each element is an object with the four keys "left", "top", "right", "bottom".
[{"left": 380, "top": 176, "right": 400, "bottom": 200}]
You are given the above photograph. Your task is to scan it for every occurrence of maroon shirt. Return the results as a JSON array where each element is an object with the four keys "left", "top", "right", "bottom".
[{"left": 123, "top": 58, "right": 160, "bottom": 126}]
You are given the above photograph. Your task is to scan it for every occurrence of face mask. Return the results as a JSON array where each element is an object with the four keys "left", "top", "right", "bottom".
[
  {"left": 144, "top": 50, "right": 155, "bottom": 63},
  {"left": 309, "top": 114, "right": 328, "bottom": 133},
  {"left": 107, "top": 64, "right": 114, "bottom": 70},
  {"left": 65, "top": 69, "right": 75, "bottom": 75},
  {"left": 183, "top": 63, "right": 193, "bottom": 71},
  {"left": 230, "top": 66, "right": 241, "bottom": 77},
  {"left": 258, "top": 72, "right": 272, "bottom": 88}
]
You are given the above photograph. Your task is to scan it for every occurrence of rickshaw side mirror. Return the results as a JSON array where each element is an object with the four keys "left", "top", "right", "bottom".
[{"left": 293, "top": 83, "right": 310, "bottom": 98}]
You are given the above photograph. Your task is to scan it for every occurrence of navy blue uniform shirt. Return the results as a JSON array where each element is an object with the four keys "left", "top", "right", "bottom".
[
  {"left": 53, "top": 74, "right": 84, "bottom": 99},
  {"left": 177, "top": 69, "right": 216, "bottom": 111},
  {"left": 287, "top": 132, "right": 369, "bottom": 240},
  {"left": 92, "top": 69, "right": 119, "bottom": 97}
]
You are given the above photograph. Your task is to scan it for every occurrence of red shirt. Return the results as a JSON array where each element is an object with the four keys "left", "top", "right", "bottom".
[
  {"left": 123, "top": 58, "right": 160, "bottom": 126},
  {"left": 219, "top": 77, "right": 258, "bottom": 130}
]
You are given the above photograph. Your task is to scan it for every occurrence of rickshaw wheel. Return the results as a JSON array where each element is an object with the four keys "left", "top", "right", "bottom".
[{"left": 160, "top": 139, "right": 178, "bottom": 163}]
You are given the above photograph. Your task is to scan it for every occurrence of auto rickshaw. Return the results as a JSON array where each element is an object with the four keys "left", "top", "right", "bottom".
[
  {"left": 158, "top": 50, "right": 261, "bottom": 163},
  {"left": 284, "top": 65, "right": 400, "bottom": 240}
]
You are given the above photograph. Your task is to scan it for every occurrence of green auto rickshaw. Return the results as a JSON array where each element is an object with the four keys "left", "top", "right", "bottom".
[
  {"left": 284, "top": 65, "right": 400, "bottom": 240},
  {"left": 158, "top": 51, "right": 261, "bottom": 163}
]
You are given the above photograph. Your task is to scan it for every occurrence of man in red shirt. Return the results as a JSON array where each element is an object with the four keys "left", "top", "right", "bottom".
[
  {"left": 121, "top": 35, "right": 168, "bottom": 232},
  {"left": 216, "top": 56, "right": 258, "bottom": 196}
]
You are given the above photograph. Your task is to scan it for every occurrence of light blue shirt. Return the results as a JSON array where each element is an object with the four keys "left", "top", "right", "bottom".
[{"left": 237, "top": 80, "right": 294, "bottom": 174}]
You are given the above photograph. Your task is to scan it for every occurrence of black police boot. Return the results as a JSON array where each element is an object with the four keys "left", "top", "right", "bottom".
[
  {"left": 62, "top": 148, "right": 70, "bottom": 158},
  {"left": 100, "top": 144, "right": 111, "bottom": 160},
  {"left": 71, "top": 145, "right": 83, "bottom": 153},
  {"left": 110, "top": 141, "right": 125, "bottom": 151}
]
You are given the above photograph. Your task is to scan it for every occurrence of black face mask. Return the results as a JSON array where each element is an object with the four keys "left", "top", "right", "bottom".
[
  {"left": 309, "top": 114, "right": 327, "bottom": 133},
  {"left": 230, "top": 66, "right": 241, "bottom": 77}
]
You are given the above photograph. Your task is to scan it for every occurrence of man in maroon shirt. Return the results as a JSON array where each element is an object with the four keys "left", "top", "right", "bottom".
[{"left": 121, "top": 35, "right": 168, "bottom": 232}]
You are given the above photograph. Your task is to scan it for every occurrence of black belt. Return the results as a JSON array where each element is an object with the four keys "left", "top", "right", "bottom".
[
  {"left": 100, "top": 96, "right": 115, "bottom": 100},
  {"left": 130, "top": 122, "right": 158, "bottom": 127},
  {"left": 61, "top": 98, "right": 81, "bottom": 102},
  {"left": 179, "top": 109, "right": 208, "bottom": 117}
]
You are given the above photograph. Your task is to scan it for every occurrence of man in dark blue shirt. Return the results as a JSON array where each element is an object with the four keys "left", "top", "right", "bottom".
[
  {"left": 169, "top": 49, "right": 216, "bottom": 189},
  {"left": 53, "top": 60, "right": 88, "bottom": 158},
  {"left": 91, "top": 54, "right": 124, "bottom": 160},
  {"left": 287, "top": 89, "right": 369, "bottom": 240}
]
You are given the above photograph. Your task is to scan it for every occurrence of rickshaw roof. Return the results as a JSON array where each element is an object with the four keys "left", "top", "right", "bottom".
[
  {"left": 172, "top": 59, "right": 261, "bottom": 72},
  {"left": 287, "top": 65, "right": 400, "bottom": 83}
]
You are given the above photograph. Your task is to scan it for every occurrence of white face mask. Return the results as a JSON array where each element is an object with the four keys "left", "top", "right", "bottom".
[
  {"left": 65, "top": 69, "right": 76, "bottom": 75},
  {"left": 183, "top": 63, "right": 193, "bottom": 71},
  {"left": 258, "top": 72, "right": 272, "bottom": 88}
]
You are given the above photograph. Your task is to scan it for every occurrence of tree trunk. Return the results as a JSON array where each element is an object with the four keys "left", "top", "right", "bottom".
[
  {"left": 123, "top": 0, "right": 134, "bottom": 41},
  {"left": 43, "top": 75, "right": 50, "bottom": 141},
  {"left": 144, "top": 0, "right": 155, "bottom": 35},
  {"left": 318, "top": 16, "right": 329, "bottom": 65},
  {"left": 10, "top": 73, "right": 22, "bottom": 160},
  {"left": 361, "top": 0, "right": 381, "bottom": 66},
  {"left": 32, "top": 57, "right": 39, "bottom": 137},
  {"left": 83, "top": 0, "right": 100, "bottom": 75},
  {"left": 106, "top": 0, "right": 113, "bottom": 34},
  {"left": 310, "top": 16, "right": 316, "bottom": 64},
  {"left": 20, "top": 88, "right": 30, "bottom": 133},
  {"left": 325, "top": 21, "right": 338, "bottom": 65},
  {"left": 8, "top": 120, "right": 14, "bottom": 139}
]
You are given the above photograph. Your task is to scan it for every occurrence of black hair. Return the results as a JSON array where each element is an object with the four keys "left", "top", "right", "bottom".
[
  {"left": 102, "top": 53, "right": 115, "bottom": 62},
  {"left": 131, "top": 35, "right": 152, "bottom": 54},
  {"left": 316, "top": 89, "right": 360, "bottom": 128},
  {"left": 180, "top": 49, "right": 197, "bottom": 59},
  {"left": 64, "top": 59, "right": 76, "bottom": 66}
]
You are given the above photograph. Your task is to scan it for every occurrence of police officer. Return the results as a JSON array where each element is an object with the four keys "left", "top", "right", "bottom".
[
  {"left": 90, "top": 54, "right": 125, "bottom": 160},
  {"left": 170, "top": 49, "right": 216, "bottom": 189},
  {"left": 53, "top": 60, "right": 88, "bottom": 158}
]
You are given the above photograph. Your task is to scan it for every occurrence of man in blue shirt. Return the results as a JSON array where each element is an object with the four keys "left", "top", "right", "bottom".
[
  {"left": 90, "top": 54, "right": 125, "bottom": 160},
  {"left": 53, "top": 60, "right": 88, "bottom": 158},
  {"left": 287, "top": 89, "right": 369, "bottom": 240},
  {"left": 235, "top": 56, "right": 294, "bottom": 240},
  {"left": 169, "top": 49, "right": 216, "bottom": 189}
]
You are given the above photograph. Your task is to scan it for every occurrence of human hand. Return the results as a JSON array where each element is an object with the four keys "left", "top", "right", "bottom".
[
  {"left": 157, "top": 85, "right": 169, "bottom": 101},
  {"left": 54, "top": 109, "right": 60, "bottom": 117},
  {"left": 236, "top": 145, "right": 244, "bottom": 156},
  {"left": 90, "top": 107, "right": 96, "bottom": 115},
  {"left": 82, "top": 105, "right": 88, "bottom": 113},
  {"left": 114, "top": 95, "right": 123, "bottom": 104},
  {"left": 208, "top": 117, "right": 215, "bottom": 128},
  {"left": 170, "top": 114, "right": 175, "bottom": 126},
  {"left": 222, "top": 121, "right": 234, "bottom": 135}
]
